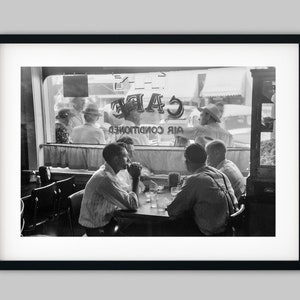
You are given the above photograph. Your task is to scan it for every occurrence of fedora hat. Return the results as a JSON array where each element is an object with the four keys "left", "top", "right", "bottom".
[
  {"left": 198, "top": 103, "right": 221, "bottom": 123},
  {"left": 83, "top": 103, "right": 101, "bottom": 116}
]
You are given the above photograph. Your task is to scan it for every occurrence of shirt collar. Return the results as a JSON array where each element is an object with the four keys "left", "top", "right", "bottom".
[
  {"left": 103, "top": 162, "right": 117, "bottom": 176},
  {"left": 193, "top": 164, "right": 208, "bottom": 174},
  {"left": 216, "top": 159, "right": 227, "bottom": 169}
]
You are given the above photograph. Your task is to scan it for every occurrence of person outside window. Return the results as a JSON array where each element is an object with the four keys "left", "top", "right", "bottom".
[
  {"left": 175, "top": 103, "right": 234, "bottom": 147},
  {"left": 117, "top": 102, "right": 150, "bottom": 146},
  {"left": 55, "top": 108, "right": 73, "bottom": 143},
  {"left": 70, "top": 103, "right": 106, "bottom": 144},
  {"left": 69, "top": 97, "right": 86, "bottom": 129}
]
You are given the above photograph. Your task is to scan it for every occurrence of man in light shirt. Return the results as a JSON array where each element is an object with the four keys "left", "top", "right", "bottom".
[
  {"left": 175, "top": 103, "right": 234, "bottom": 147},
  {"left": 115, "top": 137, "right": 151, "bottom": 193},
  {"left": 71, "top": 103, "right": 106, "bottom": 144},
  {"left": 167, "top": 143, "right": 238, "bottom": 236},
  {"left": 69, "top": 97, "right": 85, "bottom": 129},
  {"left": 205, "top": 139, "right": 246, "bottom": 201},
  {"left": 79, "top": 143, "right": 141, "bottom": 236},
  {"left": 117, "top": 101, "right": 150, "bottom": 146}
]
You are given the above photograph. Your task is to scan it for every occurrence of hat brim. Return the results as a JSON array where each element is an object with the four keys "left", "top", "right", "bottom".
[
  {"left": 83, "top": 111, "right": 101, "bottom": 116},
  {"left": 198, "top": 107, "right": 221, "bottom": 123}
]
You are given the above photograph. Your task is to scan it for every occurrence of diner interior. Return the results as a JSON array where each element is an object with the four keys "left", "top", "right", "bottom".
[{"left": 21, "top": 66, "right": 275, "bottom": 237}]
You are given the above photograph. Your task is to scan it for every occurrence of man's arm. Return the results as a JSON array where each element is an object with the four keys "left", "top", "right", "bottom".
[
  {"left": 101, "top": 176, "right": 139, "bottom": 210},
  {"left": 97, "top": 129, "right": 106, "bottom": 144},
  {"left": 167, "top": 176, "right": 196, "bottom": 218},
  {"left": 175, "top": 125, "right": 208, "bottom": 141},
  {"left": 127, "top": 162, "right": 142, "bottom": 195}
]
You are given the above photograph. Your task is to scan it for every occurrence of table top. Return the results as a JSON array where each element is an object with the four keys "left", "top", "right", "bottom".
[{"left": 115, "top": 190, "right": 170, "bottom": 221}]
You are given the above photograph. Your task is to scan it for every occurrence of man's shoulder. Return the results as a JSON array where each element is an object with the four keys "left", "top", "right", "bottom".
[
  {"left": 189, "top": 167, "right": 218, "bottom": 182},
  {"left": 221, "top": 159, "right": 238, "bottom": 171},
  {"left": 72, "top": 125, "right": 85, "bottom": 132},
  {"left": 87, "top": 168, "right": 111, "bottom": 186}
]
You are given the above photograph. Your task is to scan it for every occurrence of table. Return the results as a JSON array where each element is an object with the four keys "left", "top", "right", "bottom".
[{"left": 114, "top": 190, "right": 171, "bottom": 235}]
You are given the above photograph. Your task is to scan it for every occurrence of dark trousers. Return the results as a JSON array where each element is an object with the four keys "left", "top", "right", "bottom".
[{"left": 84, "top": 218, "right": 119, "bottom": 236}]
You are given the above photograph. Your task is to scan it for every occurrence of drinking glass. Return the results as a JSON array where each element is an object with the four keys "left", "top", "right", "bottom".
[
  {"left": 157, "top": 197, "right": 167, "bottom": 212},
  {"left": 145, "top": 191, "right": 151, "bottom": 203},
  {"left": 170, "top": 186, "right": 179, "bottom": 201},
  {"left": 150, "top": 192, "right": 157, "bottom": 208}
]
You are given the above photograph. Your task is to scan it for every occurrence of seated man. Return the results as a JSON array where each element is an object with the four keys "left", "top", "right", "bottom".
[
  {"left": 79, "top": 143, "right": 142, "bottom": 236},
  {"left": 205, "top": 139, "right": 246, "bottom": 201},
  {"left": 115, "top": 137, "right": 151, "bottom": 192},
  {"left": 167, "top": 143, "right": 238, "bottom": 236}
]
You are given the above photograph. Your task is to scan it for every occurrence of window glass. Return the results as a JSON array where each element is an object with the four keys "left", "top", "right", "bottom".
[
  {"left": 260, "top": 81, "right": 276, "bottom": 166},
  {"left": 43, "top": 67, "right": 252, "bottom": 148}
]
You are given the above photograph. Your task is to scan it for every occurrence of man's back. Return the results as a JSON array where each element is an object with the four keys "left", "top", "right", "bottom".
[
  {"left": 168, "top": 166, "right": 237, "bottom": 235},
  {"left": 71, "top": 124, "right": 105, "bottom": 144},
  {"left": 217, "top": 159, "right": 246, "bottom": 200}
]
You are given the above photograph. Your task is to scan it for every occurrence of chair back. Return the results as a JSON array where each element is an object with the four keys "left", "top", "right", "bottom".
[
  {"left": 68, "top": 190, "right": 85, "bottom": 235},
  {"left": 56, "top": 176, "right": 75, "bottom": 212},
  {"left": 31, "top": 182, "right": 57, "bottom": 218},
  {"left": 21, "top": 195, "right": 33, "bottom": 234},
  {"left": 39, "top": 166, "right": 52, "bottom": 185},
  {"left": 228, "top": 204, "right": 246, "bottom": 235}
]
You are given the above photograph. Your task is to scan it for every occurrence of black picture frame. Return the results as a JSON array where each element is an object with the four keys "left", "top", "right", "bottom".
[{"left": 1, "top": 34, "right": 299, "bottom": 270}]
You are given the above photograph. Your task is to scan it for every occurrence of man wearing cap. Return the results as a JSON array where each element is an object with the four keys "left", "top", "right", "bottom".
[
  {"left": 175, "top": 103, "right": 234, "bottom": 147},
  {"left": 70, "top": 103, "right": 106, "bottom": 144},
  {"left": 117, "top": 101, "right": 150, "bottom": 146},
  {"left": 167, "top": 143, "right": 238, "bottom": 236},
  {"left": 69, "top": 97, "right": 86, "bottom": 129},
  {"left": 55, "top": 108, "right": 73, "bottom": 143}
]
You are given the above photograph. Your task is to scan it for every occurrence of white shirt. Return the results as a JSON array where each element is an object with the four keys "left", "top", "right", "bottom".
[
  {"left": 178, "top": 122, "right": 234, "bottom": 147},
  {"left": 71, "top": 123, "right": 106, "bottom": 144},
  {"left": 79, "top": 162, "right": 138, "bottom": 228},
  {"left": 216, "top": 159, "right": 246, "bottom": 200}
]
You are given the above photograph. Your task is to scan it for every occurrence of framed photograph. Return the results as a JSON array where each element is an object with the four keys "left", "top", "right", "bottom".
[{"left": 0, "top": 35, "right": 299, "bottom": 270}]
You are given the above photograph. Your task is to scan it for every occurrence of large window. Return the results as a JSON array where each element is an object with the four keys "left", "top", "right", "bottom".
[{"left": 43, "top": 67, "right": 253, "bottom": 148}]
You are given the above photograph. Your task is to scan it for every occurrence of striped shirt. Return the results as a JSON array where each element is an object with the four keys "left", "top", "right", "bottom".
[{"left": 79, "top": 163, "right": 139, "bottom": 228}]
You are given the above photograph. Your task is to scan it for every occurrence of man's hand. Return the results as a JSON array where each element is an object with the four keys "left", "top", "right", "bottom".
[{"left": 127, "top": 162, "right": 142, "bottom": 179}]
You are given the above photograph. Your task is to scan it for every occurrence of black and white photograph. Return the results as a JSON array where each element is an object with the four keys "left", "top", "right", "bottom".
[
  {"left": 21, "top": 66, "right": 273, "bottom": 237},
  {"left": 0, "top": 37, "right": 298, "bottom": 267}
]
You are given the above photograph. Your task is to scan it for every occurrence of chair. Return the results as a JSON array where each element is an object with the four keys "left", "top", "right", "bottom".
[
  {"left": 68, "top": 190, "right": 120, "bottom": 236},
  {"left": 228, "top": 204, "right": 246, "bottom": 236},
  {"left": 38, "top": 166, "right": 53, "bottom": 186},
  {"left": 22, "top": 183, "right": 57, "bottom": 235},
  {"left": 20, "top": 198, "right": 25, "bottom": 236},
  {"left": 68, "top": 190, "right": 85, "bottom": 236},
  {"left": 56, "top": 176, "right": 75, "bottom": 234}
]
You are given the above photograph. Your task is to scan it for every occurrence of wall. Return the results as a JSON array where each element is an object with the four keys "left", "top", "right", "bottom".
[{"left": 21, "top": 67, "right": 37, "bottom": 171}]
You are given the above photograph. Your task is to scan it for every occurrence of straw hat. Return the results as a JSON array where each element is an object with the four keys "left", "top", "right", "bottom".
[
  {"left": 198, "top": 103, "right": 221, "bottom": 123},
  {"left": 83, "top": 103, "right": 101, "bottom": 116}
]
